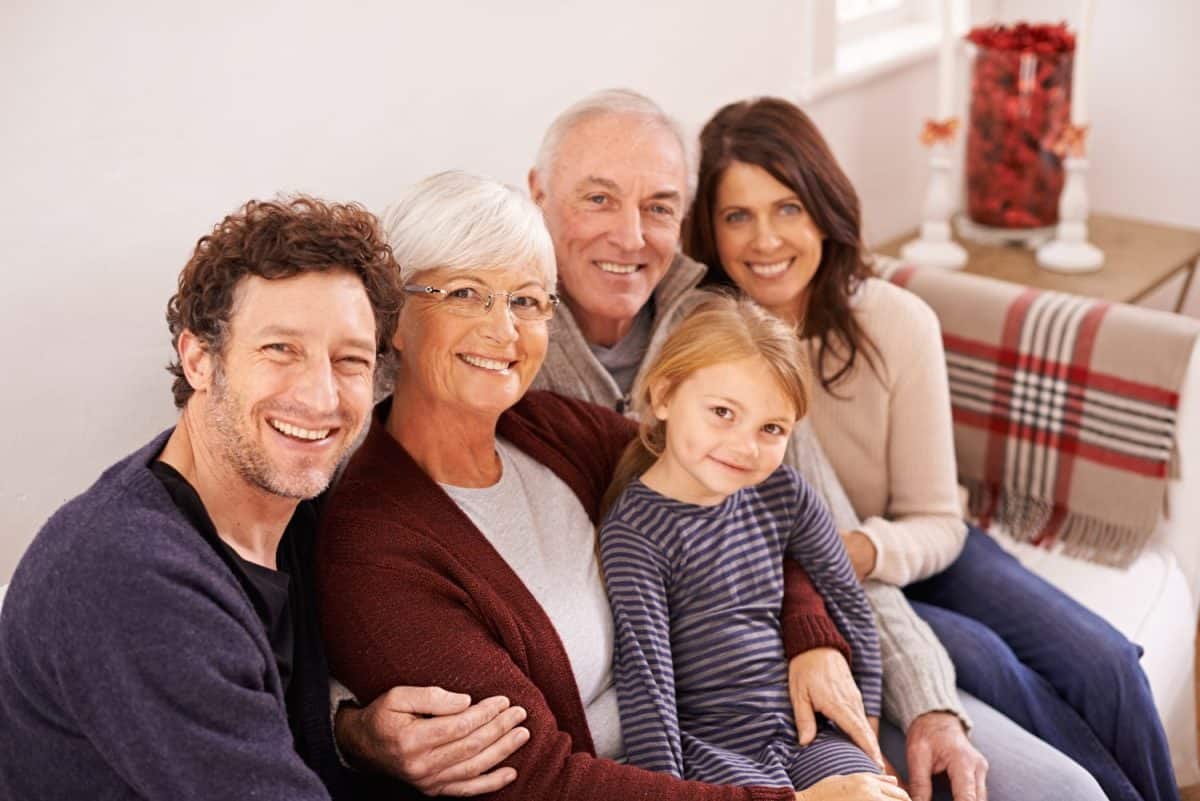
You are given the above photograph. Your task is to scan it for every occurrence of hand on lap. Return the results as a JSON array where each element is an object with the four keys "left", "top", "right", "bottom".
[
  {"left": 335, "top": 685, "right": 530, "bottom": 796},
  {"left": 906, "top": 711, "right": 987, "bottom": 801}
]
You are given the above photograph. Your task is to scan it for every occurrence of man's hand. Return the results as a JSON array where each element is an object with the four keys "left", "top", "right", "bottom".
[
  {"left": 334, "top": 685, "right": 529, "bottom": 797},
  {"left": 905, "top": 711, "right": 988, "bottom": 801},
  {"left": 788, "top": 647, "right": 884, "bottom": 769},
  {"left": 840, "top": 530, "right": 877, "bottom": 582}
]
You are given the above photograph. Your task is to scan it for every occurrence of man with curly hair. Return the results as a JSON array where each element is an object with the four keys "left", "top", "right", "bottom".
[{"left": 0, "top": 197, "right": 528, "bottom": 800}]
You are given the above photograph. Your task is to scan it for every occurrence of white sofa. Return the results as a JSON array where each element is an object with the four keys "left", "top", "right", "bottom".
[{"left": 903, "top": 269, "right": 1200, "bottom": 786}]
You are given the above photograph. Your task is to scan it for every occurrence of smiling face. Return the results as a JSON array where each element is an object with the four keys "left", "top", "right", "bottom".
[
  {"left": 531, "top": 113, "right": 688, "bottom": 346},
  {"left": 713, "top": 161, "right": 826, "bottom": 325},
  {"left": 391, "top": 265, "right": 550, "bottom": 422},
  {"left": 196, "top": 270, "right": 378, "bottom": 500},
  {"left": 644, "top": 356, "right": 797, "bottom": 506}
]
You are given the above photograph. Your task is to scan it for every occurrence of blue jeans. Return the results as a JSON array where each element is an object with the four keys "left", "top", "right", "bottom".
[{"left": 905, "top": 525, "right": 1179, "bottom": 801}]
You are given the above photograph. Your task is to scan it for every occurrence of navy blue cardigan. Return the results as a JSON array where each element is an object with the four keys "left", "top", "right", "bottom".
[{"left": 0, "top": 430, "right": 354, "bottom": 800}]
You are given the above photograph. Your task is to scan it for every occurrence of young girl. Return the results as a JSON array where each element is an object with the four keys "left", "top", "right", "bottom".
[{"left": 599, "top": 294, "right": 899, "bottom": 796}]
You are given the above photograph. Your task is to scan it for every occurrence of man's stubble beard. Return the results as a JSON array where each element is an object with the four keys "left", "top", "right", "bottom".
[{"left": 207, "top": 362, "right": 348, "bottom": 501}]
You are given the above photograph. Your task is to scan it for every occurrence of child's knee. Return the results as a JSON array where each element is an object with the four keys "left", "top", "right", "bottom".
[{"left": 787, "top": 730, "right": 880, "bottom": 789}]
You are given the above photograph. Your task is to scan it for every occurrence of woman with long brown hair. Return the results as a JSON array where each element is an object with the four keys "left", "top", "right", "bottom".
[{"left": 683, "top": 96, "right": 1176, "bottom": 801}]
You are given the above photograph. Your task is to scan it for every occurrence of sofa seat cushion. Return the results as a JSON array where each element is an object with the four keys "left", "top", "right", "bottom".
[{"left": 990, "top": 530, "right": 1199, "bottom": 784}]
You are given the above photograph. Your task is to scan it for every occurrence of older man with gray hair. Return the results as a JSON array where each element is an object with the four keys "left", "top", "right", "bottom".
[{"left": 527, "top": 88, "right": 1106, "bottom": 801}]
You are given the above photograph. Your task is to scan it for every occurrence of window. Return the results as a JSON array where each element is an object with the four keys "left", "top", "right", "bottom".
[
  {"left": 837, "top": 0, "right": 919, "bottom": 44},
  {"left": 802, "top": 0, "right": 968, "bottom": 101}
]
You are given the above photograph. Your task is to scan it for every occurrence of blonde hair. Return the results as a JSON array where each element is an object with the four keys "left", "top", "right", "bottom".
[{"left": 601, "top": 292, "right": 809, "bottom": 517}]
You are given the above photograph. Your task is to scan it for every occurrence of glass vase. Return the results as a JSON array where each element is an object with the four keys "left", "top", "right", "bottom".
[{"left": 965, "top": 45, "right": 1073, "bottom": 229}]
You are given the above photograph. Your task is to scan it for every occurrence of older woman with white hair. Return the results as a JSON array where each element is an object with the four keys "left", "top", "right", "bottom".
[{"left": 315, "top": 171, "right": 902, "bottom": 801}]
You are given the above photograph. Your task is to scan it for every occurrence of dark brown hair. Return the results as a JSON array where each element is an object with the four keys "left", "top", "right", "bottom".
[
  {"left": 684, "top": 97, "right": 876, "bottom": 391},
  {"left": 165, "top": 196, "right": 401, "bottom": 408}
]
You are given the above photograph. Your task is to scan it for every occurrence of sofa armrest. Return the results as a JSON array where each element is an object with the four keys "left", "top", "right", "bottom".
[{"left": 1159, "top": 339, "right": 1200, "bottom": 609}]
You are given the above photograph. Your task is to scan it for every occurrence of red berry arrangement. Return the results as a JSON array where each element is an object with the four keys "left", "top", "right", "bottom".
[{"left": 964, "top": 22, "right": 1076, "bottom": 229}]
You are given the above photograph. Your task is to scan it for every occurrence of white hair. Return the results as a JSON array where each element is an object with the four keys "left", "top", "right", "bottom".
[
  {"left": 533, "top": 88, "right": 695, "bottom": 203},
  {"left": 382, "top": 170, "right": 556, "bottom": 287}
]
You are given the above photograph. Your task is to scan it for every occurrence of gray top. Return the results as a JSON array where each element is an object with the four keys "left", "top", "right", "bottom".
[
  {"left": 534, "top": 253, "right": 969, "bottom": 732},
  {"left": 442, "top": 439, "right": 625, "bottom": 760},
  {"left": 588, "top": 302, "right": 655, "bottom": 396}
]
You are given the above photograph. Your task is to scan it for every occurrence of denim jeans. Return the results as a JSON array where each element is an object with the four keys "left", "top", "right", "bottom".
[{"left": 905, "top": 525, "right": 1179, "bottom": 801}]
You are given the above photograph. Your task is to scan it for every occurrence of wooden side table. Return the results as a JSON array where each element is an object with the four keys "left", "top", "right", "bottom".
[{"left": 875, "top": 214, "right": 1200, "bottom": 311}]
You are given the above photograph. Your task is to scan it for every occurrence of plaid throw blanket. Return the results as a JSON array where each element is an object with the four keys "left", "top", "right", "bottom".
[{"left": 879, "top": 259, "right": 1198, "bottom": 566}]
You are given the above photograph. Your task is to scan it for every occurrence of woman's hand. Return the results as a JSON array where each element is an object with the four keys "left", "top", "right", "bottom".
[
  {"left": 794, "top": 773, "right": 911, "bottom": 800},
  {"left": 788, "top": 647, "right": 883, "bottom": 768},
  {"left": 335, "top": 685, "right": 530, "bottom": 796},
  {"left": 840, "top": 529, "right": 878, "bottom": 581}
]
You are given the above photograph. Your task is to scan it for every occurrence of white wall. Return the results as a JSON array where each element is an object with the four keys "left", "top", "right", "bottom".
[
  {"left": 5, "top": 1, "right": 1188, "bottom": 582},
  {"left": 0, "top": 0, "right": 948, "bottom": 582}
]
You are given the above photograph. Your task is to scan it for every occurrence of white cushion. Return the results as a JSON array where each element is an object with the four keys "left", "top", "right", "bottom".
[{"left": 993, "top": 533, "right": 1200, "bottom": 785}]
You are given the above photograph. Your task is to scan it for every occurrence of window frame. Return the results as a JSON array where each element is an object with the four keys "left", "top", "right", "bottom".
[
  {"left": 802, "top": 0, "right": 971, "bottom": 102},
  {"left": 837, "top": 0, "right": 923, "bottom": 45}
]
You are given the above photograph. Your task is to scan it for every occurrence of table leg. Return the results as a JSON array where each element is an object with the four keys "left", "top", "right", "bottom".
[{"left": 1175, "top": 258, "right": 1199, "bottom": 314}]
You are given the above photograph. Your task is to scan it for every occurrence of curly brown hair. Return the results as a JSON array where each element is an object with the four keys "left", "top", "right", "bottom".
[
  {"left": 166, "top": 196, "right": 401, "bottom": 408},
  {"left": 684, "top": 97, "right": 877, "bottom": 392}
]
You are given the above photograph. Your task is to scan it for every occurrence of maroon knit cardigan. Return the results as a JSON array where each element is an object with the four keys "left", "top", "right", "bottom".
[{"left": 317, "top": 391, "right": 849, "bottom": 801}]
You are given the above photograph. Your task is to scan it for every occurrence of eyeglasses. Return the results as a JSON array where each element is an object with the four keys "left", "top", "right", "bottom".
[{"left": 402, "top": 283, "right": 560, "bottom": 322}]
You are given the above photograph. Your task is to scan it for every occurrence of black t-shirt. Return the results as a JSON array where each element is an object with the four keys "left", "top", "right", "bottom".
[
  {"left": 149, "top": 461, "right": 296, "bottom": 692},
  {"left": 147, "top": 459, "right": 356, "bottom": 798}
]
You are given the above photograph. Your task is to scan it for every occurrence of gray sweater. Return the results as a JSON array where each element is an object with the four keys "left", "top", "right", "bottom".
[{"left": 533, "top": 253, "right": 969, "bottom": 732}]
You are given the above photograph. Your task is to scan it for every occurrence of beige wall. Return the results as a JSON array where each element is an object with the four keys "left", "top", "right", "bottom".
[{"left": 2, "top": 0, "right": 1191, "bottom": 581}]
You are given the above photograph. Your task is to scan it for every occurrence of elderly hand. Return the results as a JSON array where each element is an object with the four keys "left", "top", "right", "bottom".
[
  {"left": 794, "top": 773, "right": 911, "bottom": 801},
  {"left": 905, "top": 711, "right": 988, "bottom": 801},
  {"left": 334, "top": 686, "right": 530, "bottom": 796},
  {"left": 840, "top": 530, "right": 877, "bottom": 582},
  {"left": 788, "top": 647, "right": 884, "bottom": 768}
]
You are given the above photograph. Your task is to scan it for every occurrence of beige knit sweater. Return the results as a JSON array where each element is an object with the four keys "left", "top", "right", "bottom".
[{"left": 807, "top": 278, "right": 967, "bottom": 587}]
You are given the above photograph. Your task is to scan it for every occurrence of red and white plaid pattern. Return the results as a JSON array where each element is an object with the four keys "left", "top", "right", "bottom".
[{"left": 880, "top": 259, "right": 1198, "bottom": 566}]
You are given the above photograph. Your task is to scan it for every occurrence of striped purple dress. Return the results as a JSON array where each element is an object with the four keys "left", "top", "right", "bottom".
[{"left": 599, "top": 465, "right": 882, "bottom": 789}]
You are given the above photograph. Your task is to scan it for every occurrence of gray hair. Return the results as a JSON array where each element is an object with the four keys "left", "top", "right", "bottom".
[
  {"left": 533, "top": 88, "right": 695, "bottom": 204},
  {"left": 382, "top": 170, "right": 556, "bottom": 287}
]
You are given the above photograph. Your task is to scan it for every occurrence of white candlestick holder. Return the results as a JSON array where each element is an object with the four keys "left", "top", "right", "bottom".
[
  {"left": 901, "top": 142, "right": 967, "bottom": 269},
  {"left": 1036, "top": 156, "right": 1104, "bottom": 273}
]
